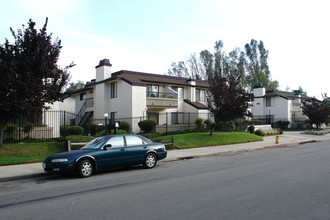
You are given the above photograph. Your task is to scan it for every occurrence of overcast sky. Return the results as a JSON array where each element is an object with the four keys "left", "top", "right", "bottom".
[{"left": 1, "top": 0, "right": 329, "bottom": 99}]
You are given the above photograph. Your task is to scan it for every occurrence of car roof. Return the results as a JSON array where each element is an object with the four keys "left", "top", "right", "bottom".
[{"left": 101, "top": 134, "right": 142, "bottom": 138}]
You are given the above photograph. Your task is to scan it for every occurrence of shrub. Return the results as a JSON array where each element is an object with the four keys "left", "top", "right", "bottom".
[
  {"left": 203, "top": 119, "right": 212, "bottom": 130},
  {"left": 210, "top": 122, "right": 217, "bottom": 130},
  {"left": 254, "top": 129, "right": 265, "bottom": 136},
  {"left": 23, "top": 122, "right": 34, "bottom": 134},
  {"left": 215, "top": 121, "right": 234, "bottom": 132},
  {"left": 4, "top": 123, "right": 17, "bottom": 135},
  {"left": 304, "top": 119, "right": 312, "bottom": 129},
  {"left": 94, "top": 130, "right": 107, "bottom": 137},
  {"left": 161, "top": 130, "right": 194, "bottom": 136},
  {"left": 84, "top": 124, "right": 104, "bottom": 136},
  {"left": 35, "top": 123, "right": 47, "bottom": 127},
  {"left": 249, "top": 120, "right": 262, "bottom": 125},
  {"left": 248, "top": 125, "right": 255, "bottom": 133},
  {"left": 119, "top": 121, "right": 130, "bottom": 132},
  {"left": 60, "top": 126, "right": 84, "bottom": 136},
  {"left": 195, "top": 118, "right": 204, "bottom": 130},
  {"left": 278, "top": 128, "right": 283, "bottom": 134},
  {"left": 276, "top": 120, "right": 290, "bottom": 130},
  {"left": 140, "top": 132, "right": 161, "bottom": 139},
  {"left": 138, "top": 120, "right": 157, "bottom": 133},
  {"left": 94, "top": 129, "right": 127, "bottom": 137},
  {"left": 296, "top": 122, "right": 305, "bottom": 129},
  {"left": 65, "top": 135, "right": 95, "bottom": 142}
]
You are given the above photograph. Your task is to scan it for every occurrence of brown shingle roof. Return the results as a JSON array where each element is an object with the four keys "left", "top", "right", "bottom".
[
  {"left": 263, "top": 91, "right": 311, "bottom": 100},
  {"left": 80, "top": 70, "right": 209, "bottom": 88},
  {"left": 70, "top": 70, "right": 209, "bottom": 95},
  {"left": 184, "top": 99, "right": 208, "bottom": 109},
  {"left": 112, "top": 70, "right": 209, "bottom": 88}
]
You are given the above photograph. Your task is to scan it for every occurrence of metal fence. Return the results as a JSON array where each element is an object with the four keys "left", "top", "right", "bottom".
[
  {"left": 3, "top": 110, "right": 77, "bottom": 143},
  {"left": 3, "top": 109, "right": 310, "bottom": 143}
]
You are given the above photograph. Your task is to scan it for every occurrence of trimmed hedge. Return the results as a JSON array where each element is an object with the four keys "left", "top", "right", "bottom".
[
  {"left": 254, "top": 129, "right": 265, "bottom": 136},
  {"left": 94, "top": 129, "right": 127, "bottom": 137},
  {"left": 65, "top": 135, "right": 95, "bottom": 143},
  {"left": 275, "top": 120, "right": 290, "bottom": 129},
  {"left": 195, "top": 118, "right": 204, "bottom": 130},
  {"left": 204, "top": 119, "right": 212, "bottom": 130},
  {"left": 60, "top": 126, "right": 84, "bottom": 136},
  {"left": 119, "top": 121, "right": 130, "bottom": 132},
  {"left": 84, "top": 124, "right": 104, "bottom": 136},
  {"left": 138, "top": 120, "right": 157, "bottom": 133}
]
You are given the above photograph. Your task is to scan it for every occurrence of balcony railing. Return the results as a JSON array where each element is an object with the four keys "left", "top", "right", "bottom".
[{"left": 146, "top": 91, "right": 178, "bottom": 99}]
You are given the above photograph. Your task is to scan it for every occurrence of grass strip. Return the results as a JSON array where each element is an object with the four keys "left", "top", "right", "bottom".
[
  {"left": 165, "top": 132, "right": 263, "bottom": 149},
  {"left": 0, "top": 142, "right": 65, "bottom": 165}
]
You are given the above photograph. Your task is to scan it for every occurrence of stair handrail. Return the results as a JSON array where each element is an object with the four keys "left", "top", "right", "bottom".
[{"left": 75, "top": 98, "right": 94, "bottom": 125}]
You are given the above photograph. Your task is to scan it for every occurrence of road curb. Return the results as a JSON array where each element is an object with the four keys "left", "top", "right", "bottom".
[
  {"left": 0, "top": 173, "right": 47, "bottom": 183},
  {"left": 263, "top": 140, "right": 317, "bottom": 149}
]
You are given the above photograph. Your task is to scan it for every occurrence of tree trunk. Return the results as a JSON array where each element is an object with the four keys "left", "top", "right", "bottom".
[
  {"left": 209, "top": 121, "right": 219, "bottom": 136},
  {"left": 0, "top": 123, "right": 5, "bottom": 148},
  {"left": 0, "top": 119, "right": 10, "bottom": 148}
]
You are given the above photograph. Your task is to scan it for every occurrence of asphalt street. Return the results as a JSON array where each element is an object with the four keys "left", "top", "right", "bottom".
[{"left": 0, "top": 140, "right": 330, "bottom": 220}]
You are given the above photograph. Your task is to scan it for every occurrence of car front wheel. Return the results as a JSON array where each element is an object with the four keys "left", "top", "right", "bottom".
[
  {"left": 78, "top": 159, "right": 93, "bottom": 178},
  {"left": 144, "top": 153, "right": 157, "bottom": 169}
]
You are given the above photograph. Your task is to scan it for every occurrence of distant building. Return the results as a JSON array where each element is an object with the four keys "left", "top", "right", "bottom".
[
  {"left": 67, "top": 59, "right": 211, "bottom": 133},
  {"left": 252, "top": 85, "right": 312, "bottom": 126}
]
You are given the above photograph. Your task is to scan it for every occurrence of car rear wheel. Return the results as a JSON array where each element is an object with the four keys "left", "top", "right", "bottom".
[
  {"left": 78, "top": 159, "right": 93, "bottom": 178},
  {"left": 144, "top": 153, "right": 157, "bottom": 169}
]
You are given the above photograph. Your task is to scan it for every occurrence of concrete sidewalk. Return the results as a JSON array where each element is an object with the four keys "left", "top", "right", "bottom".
[{"left": 0, "top": 132, "right": 328, "bottom": 182}]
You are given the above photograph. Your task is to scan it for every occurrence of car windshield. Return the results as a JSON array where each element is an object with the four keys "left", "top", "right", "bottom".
[{"left": 81, "top": 136, "right": 109, "bottom": 150}]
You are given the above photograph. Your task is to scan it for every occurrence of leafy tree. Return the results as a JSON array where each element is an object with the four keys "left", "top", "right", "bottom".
[
  {"left": 66, "top": 80, "right": 85, "bottom": 93},
  {"left": 205, "top": 42, "right": 254, "bottom": 135},
  {"left": 207, "top": 72, "right": 254, "bottom": 135},
  {"left": 166, "top": 39, "right": 279, "bottom": 91},
  {"left": 167, "top": 53, "right": 205, "bottom": 80},
  {"left": 301, "top": 98, "right": 330, "bottom": 129},
  {"left": 244, "top": 39, "right": 278, "bottom": 91},
  {"left": 0, "top": 18, "right": 73, "bottom": 147}
]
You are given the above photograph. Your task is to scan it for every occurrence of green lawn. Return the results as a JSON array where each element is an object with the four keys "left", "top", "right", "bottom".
[
  {"left": 0, "top": 142, "right": 65, "bottom": 166},
  {"left": 0, "top": 132, "right": 263, "bottom": 166},
  {"left": 166, "top": 132, "right": 263, "bottom": 149}
]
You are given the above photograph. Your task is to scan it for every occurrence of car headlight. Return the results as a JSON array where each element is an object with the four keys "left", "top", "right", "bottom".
[{"left": 51, "top": 158, "right": 68, "bottom": 163}]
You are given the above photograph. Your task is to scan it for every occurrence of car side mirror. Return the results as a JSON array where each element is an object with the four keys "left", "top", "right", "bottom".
[{"left": 104, "top": 144, "right": 112, "bottom": 150}]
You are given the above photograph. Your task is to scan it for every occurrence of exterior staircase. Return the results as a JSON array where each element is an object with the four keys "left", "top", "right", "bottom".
[{"left": 75, "top": 98, "right": 93, "bottom": 126}]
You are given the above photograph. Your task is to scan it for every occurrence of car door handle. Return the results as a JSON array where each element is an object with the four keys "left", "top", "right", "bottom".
[
  {"left": 143, "top": 146, "right": 147, "bottom": 149},
  {"left": 120, "top": 148, "right": 125, "bottom": 151}
]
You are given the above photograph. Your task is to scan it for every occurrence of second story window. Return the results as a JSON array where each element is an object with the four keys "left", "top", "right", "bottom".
[
  {"left": 111, "top": 82, "right": 117, "bottom": 98},
  {"left": 196, "top": 89, "right": 207, "bottom": 102},
  {"left": 147, "top": 84, "right": 159, "bottom": 97},
  {"left": 266, "top": 97, "right": 275, "bottom": 107},
  {"left": 80, "top": 92, "right": 86, "bottom": 101},
  {"left": 196, "top": 89, "right": 201, "bottom": 101},
  {"left": 196, "top": 89, "right": 206, "bottom": 102}
]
